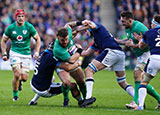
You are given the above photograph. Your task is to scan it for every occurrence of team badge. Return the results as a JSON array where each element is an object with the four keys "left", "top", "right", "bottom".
[
  {"left": 23, "top": 30, "right": 27, "bottom": 34},
  {"left": 17, "top": 35, "right": 23, "bottom": 41}
]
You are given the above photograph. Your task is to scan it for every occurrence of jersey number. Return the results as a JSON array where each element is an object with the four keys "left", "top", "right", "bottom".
[
  {"left": 34, "top": 63, "right": 39, "bottom": 75},
  {"left": 155, "top": 38, "right": 160, "bottom": 47}
]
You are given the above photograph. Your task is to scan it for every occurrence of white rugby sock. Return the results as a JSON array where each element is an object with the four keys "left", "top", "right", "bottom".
[
  {"left": 31, "top": 94, "right": 40, "bottom": 102},
  {"left": 139, "top": 87, "right": 147, "bottom": 107},
  {"left": 85, "top": 78, "right": 94, "bottom": 99},
  {"left": 125, "top": 85, "right": 134, "bottom": 97}
]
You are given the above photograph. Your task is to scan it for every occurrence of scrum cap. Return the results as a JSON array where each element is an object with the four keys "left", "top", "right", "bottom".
[{"left": 15, "top": 9, "right": 25, "bottom": 20}]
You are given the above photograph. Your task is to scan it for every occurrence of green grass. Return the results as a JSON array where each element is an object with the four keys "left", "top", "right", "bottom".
[{"left": 0, "top": 70, "right": 160, "bottom": 115}]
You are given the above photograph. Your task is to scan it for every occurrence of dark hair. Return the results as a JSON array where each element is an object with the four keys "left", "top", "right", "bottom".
[
  {"left": 120, "top": 11, "right": 134, "bottom": 19},
  {"left": 153, "top": 14, "right": 160, "bottom": 24},
  {"left": 56, "top": 27, "right": 68, "bottom": 38}
]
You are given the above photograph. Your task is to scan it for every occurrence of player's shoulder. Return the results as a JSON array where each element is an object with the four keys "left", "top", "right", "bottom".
[
  {"left": 133, "top": 20, "right": 148, "bottom": 32},
  {"left": 24, "top": 21, "right": 34, "bottom": 28},
  {"left": 6, "top": 22, "right": 16, "bottom": 30}
]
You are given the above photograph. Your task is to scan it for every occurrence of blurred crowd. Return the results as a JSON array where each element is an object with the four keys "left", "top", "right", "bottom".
[
  {"left": 0, "top": 0, "right": 101, "bottom": 57},
  {"left": 113, "top": 0, "right": 160, "bottom": 69},
  {"left": 114, "top": 0, "right": 160, "bottom": 38}
]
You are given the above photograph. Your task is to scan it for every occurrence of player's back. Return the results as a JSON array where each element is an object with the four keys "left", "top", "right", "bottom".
[
  {"left": 90, "top": 23, "right": 122, "bottom": 51},
  {"left": 31, "top": 49, "right": 59, "bottom": 91}
]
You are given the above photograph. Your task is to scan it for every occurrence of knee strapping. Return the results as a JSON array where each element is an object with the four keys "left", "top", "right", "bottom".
[
  {"left": 88, "top": 63, "right": 98, "bottom": 73},
  {"left": 21, "top": 68, "right": 29, "bottom": 74},
  {"left": 142, "top": 75, "right": 153, "bottom": 83},
  {"left": 11, "top": 63, "right": 21, "bottom": 70},
  {"left": 117, "top": 76, "right": 126, "bottom": 83}
]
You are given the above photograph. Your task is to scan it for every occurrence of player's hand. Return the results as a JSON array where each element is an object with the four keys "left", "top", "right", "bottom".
[
  {"left": 77, "top": 60, "right": 82, "bottom": 66},
  {"left": 133, "top": 32, "right": 143, "bottom": 41},
  {"left": 2, "top": 52, "right": 8, "bottom": 61},
  {"left": 125, "top": 39, "right": 134, "bottom": 47},
  {"left": 2, "top": 55, "right": 8, "bottom": 61},
  {"left": 75, "top": 44, "right": 82, "bottom": 49},
  {"left": 33, "top": 52, "right": 39, "bottom": 60}
]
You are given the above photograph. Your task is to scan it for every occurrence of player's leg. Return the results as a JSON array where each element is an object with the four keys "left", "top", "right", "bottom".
[
  {"left": 56, "top": 69, "right": 71, "bottom": 106},
  {"left": 70, "top": 67, "right": 86, "bottom": 99},
  {"left": 29, "top": 94, "right": 39, "bottom": 105},
  {"left": 79, "top": 59, "right": 105, "bottom": 107},
  {"left": 126, "top": 53, "right": 149, "bottom": 108},
  {"left": 115, "top": 71, "right": 134, "bottom": 97},
  {"left": 10, "top": 57, "right": 22, "bottom": 101},
  {"left": 19, "top": 58, "right": 30, "bottom": 91},
  {"left": 113, "top": 51, "right": 134, "bottom": 98},
  {"left": 70, "top": 82, "right": 83, "bottom": 106},
  {"left": 138, "top": 58, "right": 160, "bottom": 110}
]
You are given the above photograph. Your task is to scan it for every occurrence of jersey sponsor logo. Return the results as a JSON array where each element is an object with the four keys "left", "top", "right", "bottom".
[
  {"left": 13, "top": 31, "right": 17, "bottom": 34},
  {"left": 17, "top": 35, "right": 23, "bottom": 41},
  {"left": 23, "top": 30, "right": 27, "bottom": 34}
]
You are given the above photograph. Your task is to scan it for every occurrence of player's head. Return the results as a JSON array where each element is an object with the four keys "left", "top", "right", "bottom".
[
  {"left": 47, "top": 40, "right": 55, "bottom": 51},
  {"left": 120, "top": 11, "right": 134, "bottom": 29},
  {"left": 56, "top": 27, "right": 69, "bottom": 48},
  {"left": 151, "top": 14, "right": 160, "bottom": 28},
  {"left": 15, "top": 9, "right": 25, "bottom": 26}
]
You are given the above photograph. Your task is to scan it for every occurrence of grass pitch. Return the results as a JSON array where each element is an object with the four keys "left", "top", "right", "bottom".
[{"left": 0, "top": 70, "right": 160, "bottom": 115}]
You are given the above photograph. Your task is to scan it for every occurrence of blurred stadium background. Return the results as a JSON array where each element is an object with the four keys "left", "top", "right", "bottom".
[{"left": 0, "top": 0, "right": 160, "bottom": 70}]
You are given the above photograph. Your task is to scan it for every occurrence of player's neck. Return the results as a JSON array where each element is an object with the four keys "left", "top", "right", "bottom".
[{"left": 16, "top": 21, "right": 24, "bottom": 26}]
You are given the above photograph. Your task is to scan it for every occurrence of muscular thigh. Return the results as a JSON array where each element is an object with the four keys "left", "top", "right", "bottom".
[
  {"left": 70, "top": 67, "right": 85, "bottom": 83},
  {"left": 135, "top": 51, "right": 150, "bottom": 71},
  {"left": 95, "top": 49, "right": 125, "bottom": 71}
]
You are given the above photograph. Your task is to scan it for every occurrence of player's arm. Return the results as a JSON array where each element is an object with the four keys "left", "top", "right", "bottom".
[
  {"left": 138, "top": 39, "right": 148, "bottom": 49},
  {"left": 115, "top": 38, "right": 128, "bottom": 45},
  {"left": 58, "top": 60, "right": 81, "bottom": 72},
  {"left": 67, "top": 44, "right": 83, "bottom": 64},
  {"left": 1, "top": 34, "right": 9, "bottom": 61},
  {"left": 82, "top": 20, "right": 96, "bottom": 29},
  {"left": 81, "top": 48, "right": 96, "bottom": 57},
  {"left": 33, "top": 33, "right": 41, "bottom": 60},
  {"left": 72, "top": 26, "right": 89, "bottom": 38}
]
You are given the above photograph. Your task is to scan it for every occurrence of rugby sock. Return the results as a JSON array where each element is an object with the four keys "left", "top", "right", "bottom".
[
  {"left": 147, "top": 84, "right": 160, "bottom": 103},
  {"left": 125, "top": 85, "right": 134, "bottom": 97},
  {"left": 75, "top": 95, "right": 83, "bottom": 102},
  {"left": 85, "top": 78, "right": 94, "bottom": 99},
  {"left": 31, "top": 94, "right": 40, "bottom": 102},
  {"left": 61, "top": 85, "right": 70, "bottom": 100},
  {"left": 13, "top": 90, "right": 19, "bottom": 97},
  {"left": 138, "top": 85, "right": 147, "bottom": 108},
  {"left": 133, "top": 81, "right": 140, "bottom": 104},
  {"left": 79, "top": 84, "right": 86, "bottom": 99}
]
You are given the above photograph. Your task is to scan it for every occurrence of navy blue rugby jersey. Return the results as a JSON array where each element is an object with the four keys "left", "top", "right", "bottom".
[
  {"left": 31, "top": 49, "right": 60, "bottom": 91},
  {"left": 89, "top": 22, "right": 122, "bottom": 52},
  {"left": 142, "top": 26, "right": 160, "bottom": 55}
]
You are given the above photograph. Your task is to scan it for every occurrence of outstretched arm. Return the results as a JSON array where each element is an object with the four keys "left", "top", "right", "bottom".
[{"left": 81, "top": 48, "right": 96, "bottom": 57}]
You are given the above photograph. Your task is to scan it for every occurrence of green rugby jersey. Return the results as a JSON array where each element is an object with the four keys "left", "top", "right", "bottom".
[
  {"left": 4, "top": 21, "right": 37, "bottom": 55},
  {"left": 126, "top": 20, "right": 150, "bottom": 57},
  {"left": 53, "top": 27, "right": 74, "bottom": 61}
]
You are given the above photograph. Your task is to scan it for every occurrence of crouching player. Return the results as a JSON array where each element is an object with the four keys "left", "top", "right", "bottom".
[{"left": 29, "top": 42, "right": 83, "bottom": 106}]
